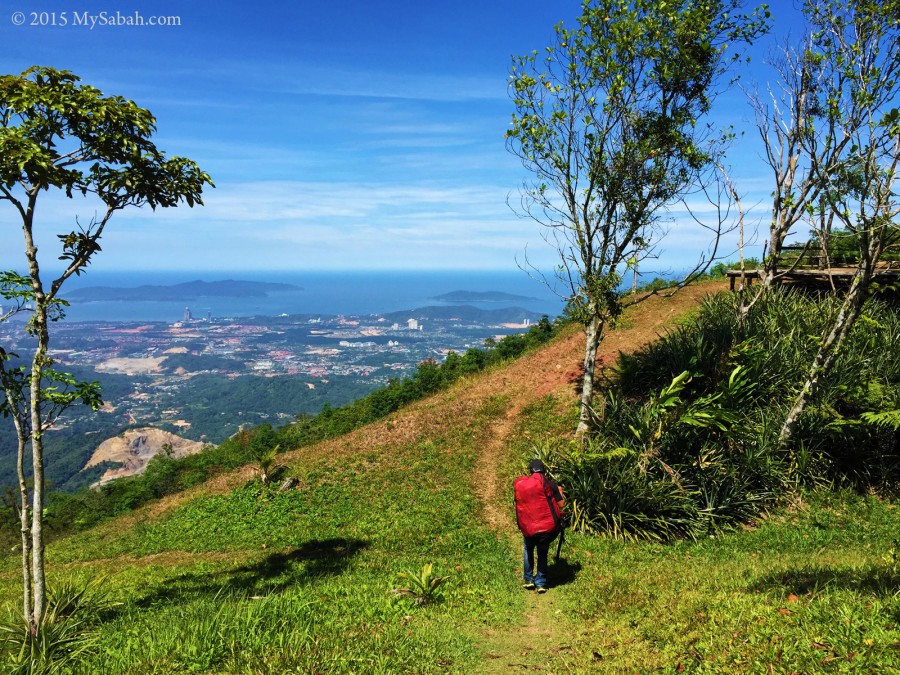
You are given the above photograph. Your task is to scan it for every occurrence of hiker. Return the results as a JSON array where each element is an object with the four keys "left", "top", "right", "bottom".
[{"left": 514, "top": 459, "right": 565, "bottom": 593}]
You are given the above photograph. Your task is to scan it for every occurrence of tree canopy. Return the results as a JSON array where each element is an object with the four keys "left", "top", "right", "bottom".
[
  {"left": 507, "top": 0, "right": 769, "bottom": 433},
  {"left": 0, "top": 65, "right": 212, "bottom": 632}
]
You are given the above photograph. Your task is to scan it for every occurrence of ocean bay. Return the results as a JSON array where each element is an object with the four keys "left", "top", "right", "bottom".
[
  {"left": 0, "top": 269, "right": 566, "bottom": 492},
  {"left": 56, "top": 270, "right": 567, "bottom": 323}
]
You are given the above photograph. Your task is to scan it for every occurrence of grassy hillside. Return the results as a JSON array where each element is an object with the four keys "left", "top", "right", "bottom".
[{"left": 0, "top": 280, "right": 898, "bottom": 673}]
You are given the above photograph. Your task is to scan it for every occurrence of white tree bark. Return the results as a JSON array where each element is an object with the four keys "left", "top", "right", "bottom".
[
  {"left": 23, "top": 213, "right": 47, "bottom": 629},
  {"left": 779, "top": 267, "right": 869, "bottom": 444},
  {"left": 576, "top": 316, "right": 603, "bottom": 434}
]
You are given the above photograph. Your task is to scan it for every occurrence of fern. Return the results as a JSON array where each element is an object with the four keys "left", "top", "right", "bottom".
[{"left": 860, "top": 409, "right": 900, "bottom": 430}]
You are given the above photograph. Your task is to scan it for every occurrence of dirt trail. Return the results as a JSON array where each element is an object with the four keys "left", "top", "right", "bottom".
[
  {"left": 473, "top": 410, "right": 520, "bottom": 535},
  {"left": 468, "top": 283, "right": 725, "bottom": 532},
  {"left": 471, "top": 283, "right": 725, "bottom": 671},
  {"left": 131, "top": 283, "right": 722, "bottom": 527},
  {"left": 118, "top": 283, "right": 723, "bottom": 667},
  {"left": 191, "top": 283, "right": 723, "bottom": 505}
]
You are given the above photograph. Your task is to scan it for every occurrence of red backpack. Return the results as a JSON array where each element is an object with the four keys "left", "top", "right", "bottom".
[{"left": 514, "top": 472, "right": 563, "bottom": 537}]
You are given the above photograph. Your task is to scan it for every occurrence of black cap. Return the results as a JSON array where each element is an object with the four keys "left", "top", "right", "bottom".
[{"left": 529, "top": 459, "right": 545, "bottom": 474}]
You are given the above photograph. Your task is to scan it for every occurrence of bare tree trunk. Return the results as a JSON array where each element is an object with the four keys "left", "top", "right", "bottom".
[
  {"left": 23, "top": 217, "right": 46, "bottom": 630},
  {"left": 735, "top": 184, "right": 751, "bottom": 324},
  {"left": 576, "top": 316, "right": 603, "bottom": 434},
  {"left": 818, "top": 196, "right": 831, "bottom": 271},
  {"left": 749, "top": 33, "right": 821, "bottom": 291},
  {"left": 0, "top": 365, "right": 33, "bottom": 620},
  {"left": 779, "top": 267, "right": 869, "bottom": 445},
  {"left": 761, "top": 226, "right": 781, "bottom": 289},
  {"left": 15, "top": 431, "right": 32, "bottom": 621},
  {"left": 5, "top": 408, "right": 33, "bottom": 621},
  {"left": 29, "top": 349, "right": 46, "bottom": 630}
]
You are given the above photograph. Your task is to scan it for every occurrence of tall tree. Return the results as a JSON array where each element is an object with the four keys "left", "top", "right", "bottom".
[
  {"left": 749, "top": 30, "right": 827, "bottom": 286},
  {"left": 750, "top": 1, "right": 900, "bottom": 290},
  {"left": 506, "top": 0, "right": 768, "bottom": 433},
  {"left": 0, "top": 66, "right": 212, "bottom": 631},
  {"left": 776, "top": 0, "right": 900, "bottom": 444}
]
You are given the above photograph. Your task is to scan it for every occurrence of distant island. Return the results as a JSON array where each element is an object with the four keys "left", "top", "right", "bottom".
[
  {"left": 431, "top": 290, "right": 539, "bottom": 303},
  {"left": 67, "top": 280, "right": 302, "bottom": 302}
]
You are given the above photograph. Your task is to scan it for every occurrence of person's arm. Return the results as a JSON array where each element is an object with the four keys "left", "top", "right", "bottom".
[{"left": 553, "top": 483, "right": 565, "bottom": 510}]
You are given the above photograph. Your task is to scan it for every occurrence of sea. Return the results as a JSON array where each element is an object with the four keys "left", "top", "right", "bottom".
[{"left": 50, "top": 270, "right": 571, "bottom": 323}]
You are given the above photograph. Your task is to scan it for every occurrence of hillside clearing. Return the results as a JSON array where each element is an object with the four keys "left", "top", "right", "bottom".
[{"left": 1, "top": 280, "right": 897, "bottom": 673}]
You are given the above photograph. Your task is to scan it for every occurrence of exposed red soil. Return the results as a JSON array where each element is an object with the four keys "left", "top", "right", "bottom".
[
  {"left": 53, "top": 282, "right": 726, "bottom": 672},
  {"left": 141, "top": 282, "right": 726, "bottom": 522}
]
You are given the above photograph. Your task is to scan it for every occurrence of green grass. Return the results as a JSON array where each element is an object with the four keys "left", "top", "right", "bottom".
[
  {"left": 543, "top": 492, "right": 900, "bottom": 672},
  {"left": 503, "top": 399, "right": 900, "bottom": 673},
  {"left": 0, "top": 291, "right": 898, "bottom": 672},
  {"left": 0, "top": 397, "right": 526, "bottom": 673}
]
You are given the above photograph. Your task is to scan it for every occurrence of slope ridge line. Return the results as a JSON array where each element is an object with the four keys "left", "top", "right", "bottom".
[{"left": 118, "top": 283, "right": 725, "bottom": 538}]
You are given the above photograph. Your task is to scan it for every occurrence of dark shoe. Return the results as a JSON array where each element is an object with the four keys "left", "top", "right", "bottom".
[
  {"left": 536, "top": 586, "right": 547, "bottom": 594},
  {"left": 523, "top": 582, "right": 536, "bottom": 590}
]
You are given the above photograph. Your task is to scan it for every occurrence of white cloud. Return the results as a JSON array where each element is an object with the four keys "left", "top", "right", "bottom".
[{"left": 0, "top": 178, "right": 548, "bottom": 271}]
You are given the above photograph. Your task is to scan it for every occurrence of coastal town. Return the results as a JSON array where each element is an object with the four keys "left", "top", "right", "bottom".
[
  {"left": 43, "top": 305, "right": 539, "bottom": 379},
  {"left": 0, "top": 304, "right": 543, "bottom": 447}
]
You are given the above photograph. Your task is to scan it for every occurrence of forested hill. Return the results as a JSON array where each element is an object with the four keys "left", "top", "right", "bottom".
[
  {"left": 431, "top": 290, "right": 539, "bottom": 303},
  {"left": 383, "top": 305, "right": 543, "bottom": 323}
]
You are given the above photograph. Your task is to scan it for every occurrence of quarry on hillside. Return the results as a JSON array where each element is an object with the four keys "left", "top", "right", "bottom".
[{"left": 83, "top": 427, "right": 206, "bottom": 486}]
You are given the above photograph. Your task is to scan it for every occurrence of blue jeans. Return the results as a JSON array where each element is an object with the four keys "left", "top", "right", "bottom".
[{"left": 523, "top": 532, "right": 557, "bottom": 588}]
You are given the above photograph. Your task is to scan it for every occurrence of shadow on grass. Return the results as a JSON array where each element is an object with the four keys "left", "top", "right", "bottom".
[
  {"left": 550, "top": 557, "right": 582, "bottom": 589},
  {"left": 230, "top": 537, "right": 369, "bottom": 585},
  {"left": 749, "top": 564, "right": 900, "bottom": 599},
  {"left": 133, "top": 537, "right": 369, "bottom": 609},
  {"left": 570, "top": 365, "right": 585, "bottom": 400}
]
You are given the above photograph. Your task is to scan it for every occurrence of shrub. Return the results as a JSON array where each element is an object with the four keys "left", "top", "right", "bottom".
[
  {"left": 392, "top": 564, "right": 451, "bottom": 606},
  {"left": 0, "top": 577, "right": 113, "bottom": 674},
  {"left": 543, "top": 287, "right": 900, "bottom": 541}
]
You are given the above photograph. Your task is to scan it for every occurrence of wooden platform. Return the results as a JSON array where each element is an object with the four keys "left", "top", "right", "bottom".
[{"left": 725, "top": 267, "right": 900, "bottom": 291}]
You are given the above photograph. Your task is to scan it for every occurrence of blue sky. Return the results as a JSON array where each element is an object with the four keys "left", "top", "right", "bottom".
[{"left": 1, "top": 1, "right": 803, "bottom": 273}]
